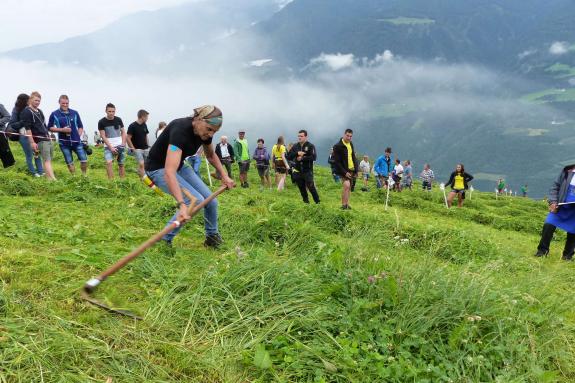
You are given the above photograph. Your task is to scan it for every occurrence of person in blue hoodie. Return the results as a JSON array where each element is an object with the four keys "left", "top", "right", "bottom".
[{"left": 373, "top": 147, "right": 392, "bottom": 189}]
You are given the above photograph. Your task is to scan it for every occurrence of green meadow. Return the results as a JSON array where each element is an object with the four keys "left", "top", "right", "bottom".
[{"left": 1, "top": 147, "right": 574, "bottom": 382}]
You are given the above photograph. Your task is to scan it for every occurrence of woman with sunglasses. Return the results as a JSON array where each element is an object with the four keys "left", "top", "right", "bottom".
[{"left": 145, "top": 105, "right": 235, "bottom": 249}]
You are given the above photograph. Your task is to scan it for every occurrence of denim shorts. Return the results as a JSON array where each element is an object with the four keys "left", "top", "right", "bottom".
[
  {"left": 60, "top": 143, "right": 87, "bottom": 165},
  {"left": 134, "top": 148, "right": 149, "bottom": 163},
  {"left": 104, "top": 146, "right": 126, "bottom": 164}
]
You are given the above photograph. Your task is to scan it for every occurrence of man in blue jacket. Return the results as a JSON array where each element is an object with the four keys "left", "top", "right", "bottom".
[
  {"left": 48, "top": 95, "right": 88, "bottom": 175},
  {"left": 373, "top": 147, "right": 392, "bottom": 189}
]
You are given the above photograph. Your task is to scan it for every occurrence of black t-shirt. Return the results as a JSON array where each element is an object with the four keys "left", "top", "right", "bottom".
[
  {"left": 127, "top": 121, "right": 149, "bottom": 149},
  {"left": 21, "top": 107, "right": 49, "bottom": 143},
  {"left": 145, "top": 117, "right": 212, "bottom": 171}
]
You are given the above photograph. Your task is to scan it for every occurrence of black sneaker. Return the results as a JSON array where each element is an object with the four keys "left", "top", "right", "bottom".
[
  {"left": 204, "top": 234, "right": 223, "bottom": 249},
  {"left": 561, "top": 254, "right": 573, "bottom": 261},
  {"left": 534, "top": 250, "right": 548, "bottom": 257}
]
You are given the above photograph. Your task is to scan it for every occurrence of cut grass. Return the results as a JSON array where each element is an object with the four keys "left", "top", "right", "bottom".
[{"left": 1, "top": 146, "right": 574, "bottom": 382}]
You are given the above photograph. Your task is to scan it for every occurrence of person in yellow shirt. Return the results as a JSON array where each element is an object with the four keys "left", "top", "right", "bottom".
[
  {"left": 332, "top": 129, "right": 359, "bottom": 209},
  {"left": 445, "top": 163, "right": 474, "bottom": 208},
  {"left": 271, "top": 136, "right": 290, "bottom": 191}
]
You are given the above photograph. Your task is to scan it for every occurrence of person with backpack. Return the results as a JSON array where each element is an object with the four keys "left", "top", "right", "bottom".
[
  {"left": 271, "top": 136, "right": 290, "bottom": 191},
  {"left": 253, "top": 138, "right": 271, "bottom": 189},
  {"left": 535, "top": 164, "right": 575, "bottom": 260},
  {"left": 444, "top": 163, "right": 474, "bottom": 208},
  {"left": 47, "top": 95, "right": 88, "bottom": 175},
  {"left": 21, "top": 92, "right": 56, "bottom": 180},
  {"left": 9, "top": 94, "right": 43, "bottom": 176},
  {"left": 374, "top": 147, "right": 393, "bottom": 189},
  {"left": 0, "top": 103, "right": 14, "bottom": 168},
  {"left": 332, "top": 129, "right": 359, "bottom": 209}
]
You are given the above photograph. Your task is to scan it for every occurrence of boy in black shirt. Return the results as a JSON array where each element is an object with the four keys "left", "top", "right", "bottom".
[
  {"left": 127, "top": 109, "right": 150, "bottom": 177},
  {"left": 145, "top": 105, "right": 234, "bottom": 248}
]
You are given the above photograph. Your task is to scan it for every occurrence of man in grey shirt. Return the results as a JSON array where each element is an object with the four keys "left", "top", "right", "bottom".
[{"left": 97, "top": 103, "right": 126, "bottom": 179}]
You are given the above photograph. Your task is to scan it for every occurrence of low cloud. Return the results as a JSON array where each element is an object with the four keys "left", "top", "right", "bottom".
[
  {"left": 549, "top": 41, "right": 569, "bottom": 55},
  {"left": 309, "top": 53, "right": 356, "bottom": 71},
  {"left": 0, "top": 51, "right": 560, "bottom": 148}
]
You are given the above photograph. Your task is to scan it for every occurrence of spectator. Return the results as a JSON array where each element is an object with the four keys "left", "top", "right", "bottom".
[
  {"left": 233, "top": 130, "right": 250, "bottom": 188},
  {"left": 445, "top": 163, "right": 474, "bottom": 208},
  {"left": 214, "top": 135, "right": 234, "bottom": 180},
  {"left": 98, "top": 103, "right": 126, "bottom": 179},
  {"left": 374, "top": 147, "right": 392, "bottom": 189},
  {"left": 287, "top": 130, "right": 320, "bottom": 204},
  {"left": 271, "top": 136, "right": 290, "bottom": 191},
  {"left": 10, "top": 94, "right": 43, "bottom": 176},
  {"left": 253, "top": 138, "right": 271, "bottom": 189},
  {"left": 420, "top": 163, "right": 435, "bottom": 191},
  {"left": 47, "top": 95, "right": 88, "bottom": 175},
  {"left": 402, "top": 160, "right": 413, "bottom": 191},
  {"left": 332, "top": 129, "right": 359, "bottom": 209},
  {"left": 0, "top": 103, "right": 14, "bottom": 168},
  {"left": 359, "top": 155, "right": 371, "bottom": 192},
  {"left": 535, "top": 164, "right": 575, "bottom": 260},
  {"left": 156, "top": 121, "right": 167, "bottom": 139},
  {"left": 328, "top": 147, "right": 340, "bottom": 183},
  {"left": 392, "top": 159, "right": 403, "bottom": 192},
  {"left": 127, "top": 109, "right": 150, "bottom": 178},
  {"left": 21, "top": 92, "right": 55, "bottom": 180}
]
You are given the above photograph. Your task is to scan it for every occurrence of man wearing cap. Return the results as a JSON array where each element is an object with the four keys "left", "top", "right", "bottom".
[
  {"left": 145, "top": 105, "right": 235, "bottom": 249},
  {"left": 234, "top": 130, "right": 251, "bottom": 188}
]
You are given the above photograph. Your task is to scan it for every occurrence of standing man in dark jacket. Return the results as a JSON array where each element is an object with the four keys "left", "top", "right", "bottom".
[
  {"left": 287, "top": 130, "right": 320, "bottom": 204},
  {"left": 535, "top": 164, "right": 575, "bottom": 260},
  {"left": 332, "top": 129, "right": 359, "bottom": 209},
  {"left": 214, "top": 135, "right": 234, "bottom": 179}
]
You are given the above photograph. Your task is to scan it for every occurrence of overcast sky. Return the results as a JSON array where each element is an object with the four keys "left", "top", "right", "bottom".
[{"left": 0, "top": 0, "right": 194, "bottom": 52}]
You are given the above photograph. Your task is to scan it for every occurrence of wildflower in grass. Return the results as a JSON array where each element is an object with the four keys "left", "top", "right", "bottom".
[{"left": 368, "top": 275, "right": 376, "bottom": 284}]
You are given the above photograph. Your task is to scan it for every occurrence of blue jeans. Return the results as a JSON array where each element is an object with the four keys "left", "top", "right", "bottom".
[
  {"left": 19, "top": 134, "right": 43, "bottom": 175},
  {"left": 186, "top": 155, "right": 202, "bottom": 175},
  {"left": 60, "top": 143, "right": 87, "bottom": 165},
  {"left": 146, "top": 164, "right": 218, "bottom": 242}
]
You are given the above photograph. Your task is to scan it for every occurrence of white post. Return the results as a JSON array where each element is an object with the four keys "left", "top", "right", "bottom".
[
  {"left": 495, "top": 188, "right": 498, "bottom": 200},
  {"left": 205, "top": 157, "right": 213, "bottom": 187},
  {"left": 385, "top": 177, "right": 394, "bottom": 211},
  {"left": 469, "top": 185, "right": 474, "bottom": 200},
  {"left": 440, "top": 183, "right": 448, "bottom": 208}
]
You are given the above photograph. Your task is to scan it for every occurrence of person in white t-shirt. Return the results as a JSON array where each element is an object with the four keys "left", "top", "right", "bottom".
[
  {"left": 392, "top": 158, "right": 403, "bottom": 192},
  {"left": 359, "top": 155, "right": 370, "bottom": 192}
]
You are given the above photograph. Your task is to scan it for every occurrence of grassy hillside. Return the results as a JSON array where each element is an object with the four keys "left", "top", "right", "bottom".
[{"left": 1, "top": 147, "right": 575, "bottom": 382}]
